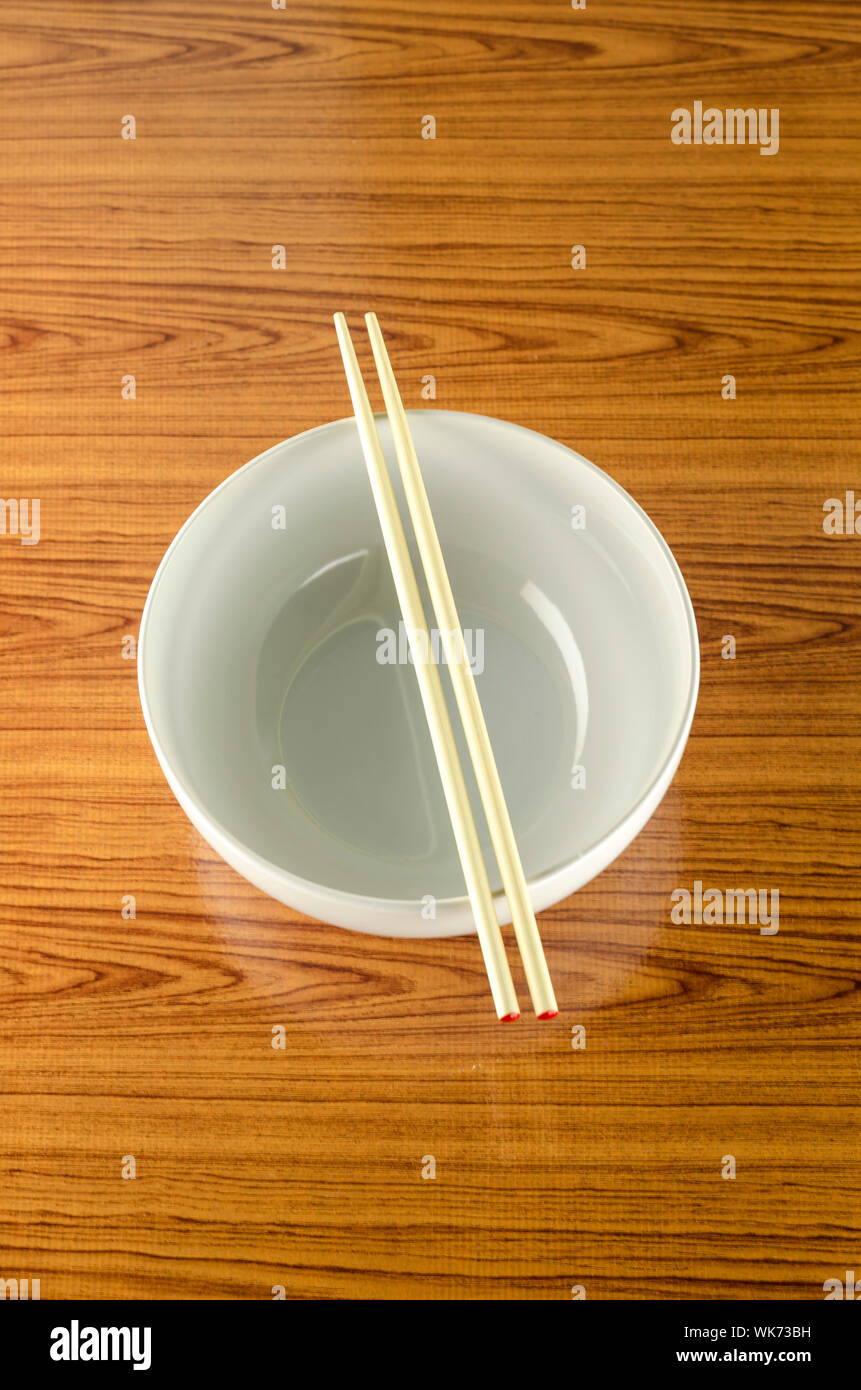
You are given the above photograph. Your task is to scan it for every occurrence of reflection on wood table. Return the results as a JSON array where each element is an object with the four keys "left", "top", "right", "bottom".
[{"left": 0, "top": 0, "right": 859, "bottom": 1298}]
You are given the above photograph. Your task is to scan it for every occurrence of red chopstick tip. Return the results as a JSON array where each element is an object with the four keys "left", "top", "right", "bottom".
[
  {"left": 538, "top": 1009, "right": 559, "bottom": 1020},
  {"left": 500, "top": 1012, "right": 520, "bottom": 1023}
]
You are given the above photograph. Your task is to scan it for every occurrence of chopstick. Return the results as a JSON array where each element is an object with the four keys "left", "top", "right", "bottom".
[
  {"left": 333, "top": 313, "right": 521, "bottom": 1022},
  {"left": 364, "top": 313, "right": 558, "bottom": 1021}
]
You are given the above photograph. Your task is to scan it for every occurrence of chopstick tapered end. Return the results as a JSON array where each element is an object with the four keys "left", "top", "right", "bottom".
[
  {"left": 538, "top": 1010, "right": 559, "bottom": 1020},
  {"left": 499, "top": 1012, "right": 521, "bottom": 1023}
]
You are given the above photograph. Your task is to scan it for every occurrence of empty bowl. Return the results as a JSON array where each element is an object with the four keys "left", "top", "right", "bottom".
[{"left": 138, "top": 411, "right": 699, "bottom": 937}]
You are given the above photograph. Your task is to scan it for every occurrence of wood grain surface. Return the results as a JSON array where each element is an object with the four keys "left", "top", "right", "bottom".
[{"left": 1, "top": 0, "right": 859, "bottom": 1300}]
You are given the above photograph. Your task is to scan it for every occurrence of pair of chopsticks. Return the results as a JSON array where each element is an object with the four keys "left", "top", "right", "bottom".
[{"left": 334, "top": 313, "right": 557, "bottom": 1023}]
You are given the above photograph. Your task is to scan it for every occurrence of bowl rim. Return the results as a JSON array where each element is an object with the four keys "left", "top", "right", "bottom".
[{"left": 138, "top": 409, "right": 700, "bottom": 914}]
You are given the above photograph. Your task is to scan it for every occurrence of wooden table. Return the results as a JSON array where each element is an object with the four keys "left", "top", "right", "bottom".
[{"left": 1, "top": 0, "right": 858, "bottom": 1300}]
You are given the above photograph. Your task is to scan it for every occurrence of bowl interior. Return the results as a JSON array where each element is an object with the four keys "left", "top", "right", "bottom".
[{"left": 140, "top": 411, "right": 695, "bottom": 904}]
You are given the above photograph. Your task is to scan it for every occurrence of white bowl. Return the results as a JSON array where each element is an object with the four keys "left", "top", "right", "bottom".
[{"left": 138, "top": 411, "right": 698, "bottom": 938}]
